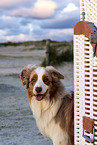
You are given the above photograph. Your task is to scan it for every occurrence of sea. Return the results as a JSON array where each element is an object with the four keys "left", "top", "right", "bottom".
[{"left": 0, "top": 46, "right": 73, "bottom": 145}]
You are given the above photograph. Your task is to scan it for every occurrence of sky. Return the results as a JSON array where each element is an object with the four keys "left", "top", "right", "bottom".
[{"left": 0, "top": 0, "right": 80, "bottom": 42}]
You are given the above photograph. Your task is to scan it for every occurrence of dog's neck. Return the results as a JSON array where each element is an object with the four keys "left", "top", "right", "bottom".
[{"left": 30, "top": 93, "right": 61, "bottom": 119}]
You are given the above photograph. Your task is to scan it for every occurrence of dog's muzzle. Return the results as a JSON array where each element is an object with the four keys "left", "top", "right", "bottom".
[{"left": 34, "top": 89, "right": 48, "bottom": 101}]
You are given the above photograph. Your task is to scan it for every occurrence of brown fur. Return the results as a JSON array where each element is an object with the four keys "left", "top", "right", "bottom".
[
  {"left": 55, "top": 95, "right": 74, "bottom": 144},
  {"left": 49, "top": 75, "right": 74, "bottom": 144}
]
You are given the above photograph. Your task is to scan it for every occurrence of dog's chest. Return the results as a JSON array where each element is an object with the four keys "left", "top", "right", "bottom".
[{"left": 30, "top": 98, "right": 61, "bottom": 137}]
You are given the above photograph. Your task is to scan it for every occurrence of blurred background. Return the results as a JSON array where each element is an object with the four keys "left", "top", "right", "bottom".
[{"left": 0, "top": 0, "right": 79, "bottom": 144}]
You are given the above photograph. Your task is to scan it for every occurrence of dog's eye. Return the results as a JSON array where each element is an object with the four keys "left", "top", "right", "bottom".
[
  {"left": 32, "top": 78, "right": 36, "bottom": 82},
  {"left": 31, "top": 78, "right": 36, "bottom": 84},
  {"left": 43, "top": 77, "right": 50, "bottom": 85},
  {"left": 30, "top": 74, "right": 38, "bottom": 85}
]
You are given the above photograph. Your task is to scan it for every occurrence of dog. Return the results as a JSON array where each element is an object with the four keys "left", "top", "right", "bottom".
[{"left": 20, "top": 65, "right": 74, "bottom": 145}]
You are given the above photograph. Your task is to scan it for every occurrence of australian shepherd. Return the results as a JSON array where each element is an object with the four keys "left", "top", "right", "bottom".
[{"left": 20, "top": 65, "right": 74, "bottom": 145}]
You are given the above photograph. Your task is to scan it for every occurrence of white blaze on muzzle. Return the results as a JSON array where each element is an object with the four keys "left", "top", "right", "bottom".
[{"left": 33, "top": 67, "right": 49, "bottom": 95}]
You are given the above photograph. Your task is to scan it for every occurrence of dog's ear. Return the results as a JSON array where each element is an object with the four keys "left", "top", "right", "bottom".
[
  {"left": 46, "top": 66, "right": 64, "bottom": 80},
  {"left": 20, "top": 65, "right": 35, "bottom": 89}
]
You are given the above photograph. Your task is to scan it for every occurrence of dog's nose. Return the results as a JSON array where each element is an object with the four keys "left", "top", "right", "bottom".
[{"left": 35, "top": 87, "right": 42, "bottom": 93}]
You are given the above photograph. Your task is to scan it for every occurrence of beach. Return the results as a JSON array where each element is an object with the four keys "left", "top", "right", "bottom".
[{"left": 0, "top": 46, "right": 73, "bottom": 145}]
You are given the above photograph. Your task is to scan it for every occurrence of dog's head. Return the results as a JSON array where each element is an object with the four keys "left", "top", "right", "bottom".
[{"left": 20, "top": 65, "right": 64, "bottom": 101}]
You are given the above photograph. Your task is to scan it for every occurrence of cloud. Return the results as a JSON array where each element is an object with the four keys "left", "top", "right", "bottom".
[
  {"left": 40, "top": 2, "right": 80, "bottom": 29},
  {"left": 11, "top": 0, "right": 57, "bottom": 19},
  {"left": 48, "top": 28, "right": 73, "bottom": 41},
  {"left": 72, "top": 0, "right": 80, "bottom": 6},
  {"left": 6, "top": 34, "right": 29, "bottom": 42},
  {"left": 0, "top": 29, "right": 6, "bottom": 35},
  {"left": 0, "top": 0, "right": 34, "bottom": 9},
  {"left": 30, "top": 28, "right": 73, "bottom": 41},
  {"left": 41, "top": 17, "right": 79, "bottom": 29},
  {"left": 0, "top": 0, "right": 20, "bottom": 8},
  {"left": 0, "top": 16, "right": 18, "bottom": 29},
  {"left": 0, "top": 16, "right": 32, "bottom": 38},
  {"left": 4, "top": 27, "right": 73, "bottom": 42},
  {"left": 41, "top": 8, "right": 80, "bottom": 29},
  {"left": 20, "top": 18, "right": 32, "bottom": 26},
  {"left": 61, "top": 3, "right": 78, "bottom": 13}
]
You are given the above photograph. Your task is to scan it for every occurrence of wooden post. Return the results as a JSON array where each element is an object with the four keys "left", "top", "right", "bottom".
[{"left": 46, "top": 39, "right": 50, "bottom": 66}]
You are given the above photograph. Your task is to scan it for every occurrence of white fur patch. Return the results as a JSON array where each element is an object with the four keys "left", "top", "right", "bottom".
[
  {"left": 30, "top": 96, "right": 69, "bottom": 145},
  {"left": 33, "top": 67, "right": 49, "bottom": 95}
]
